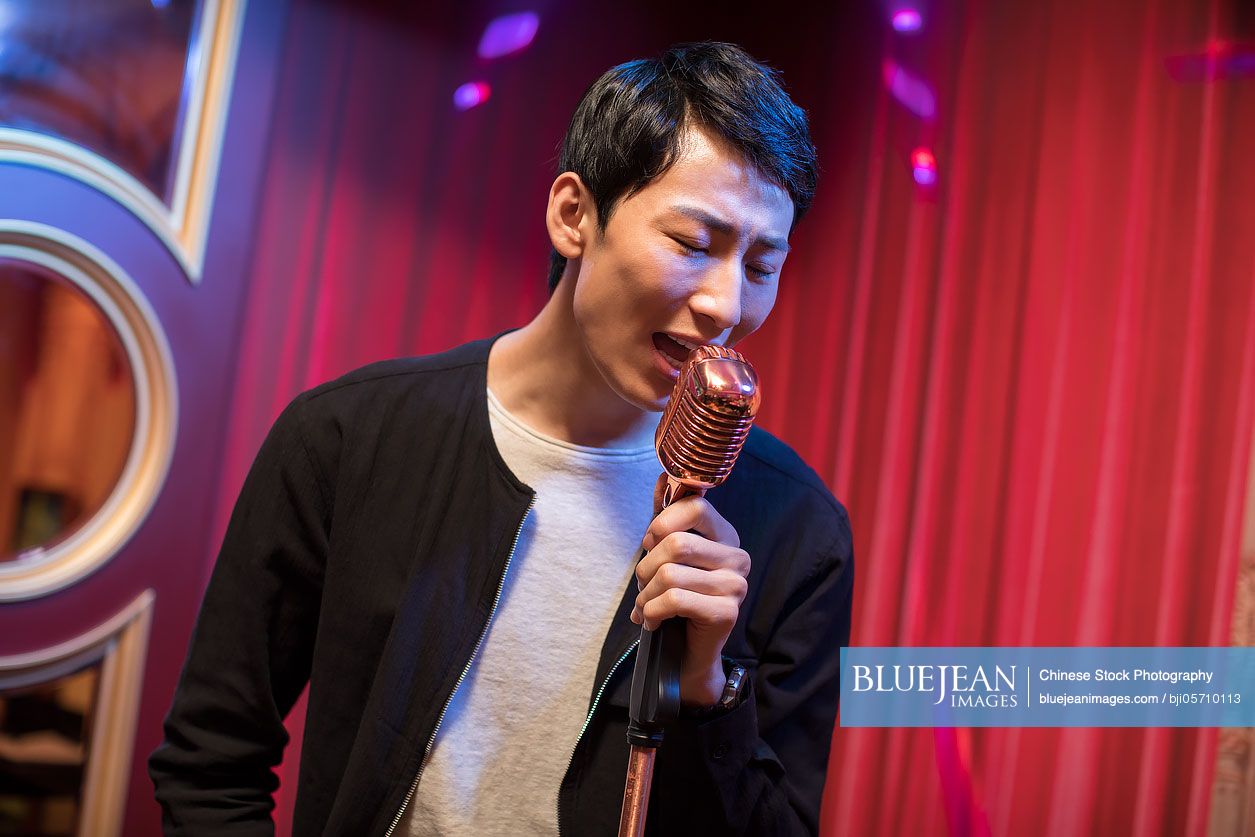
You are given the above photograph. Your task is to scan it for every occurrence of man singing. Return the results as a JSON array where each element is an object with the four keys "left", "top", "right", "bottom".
[{"left": 150, "top": 41, "right": 854, "bottom": 836}]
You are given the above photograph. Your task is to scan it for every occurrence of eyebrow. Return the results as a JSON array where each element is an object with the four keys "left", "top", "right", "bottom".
[{"left": 666, "top": 205, "right": 791, "bottom": 254}]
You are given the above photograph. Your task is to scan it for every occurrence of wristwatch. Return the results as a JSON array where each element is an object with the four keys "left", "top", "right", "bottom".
[{"left": 682, "top": 661, "right": 748, "bottom": 719}]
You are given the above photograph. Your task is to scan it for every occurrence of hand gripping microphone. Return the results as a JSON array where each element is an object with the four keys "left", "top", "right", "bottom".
[
  {"left": 618, "top": 344, "right": 761, "bottom": 837},
  {"left": 629, "top": 344, "right": 761, "bottom": 741}
]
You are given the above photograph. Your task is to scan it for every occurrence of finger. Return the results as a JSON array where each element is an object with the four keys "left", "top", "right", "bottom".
[
  {"left": 635, "top": 532, "right": 751, "bottom": 590},
  {"left": 641, "top": 495, "right": 739, "bottom": 551},
  {"left": 634, "top": 563, "right": 747, "bottom": 615},
  {"left": 640, "top": 588, "right": 741, "bottom": 632}
]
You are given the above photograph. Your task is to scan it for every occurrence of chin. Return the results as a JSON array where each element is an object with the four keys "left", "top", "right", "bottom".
[
  {"left": 634, "top": 363, "right": 678, "bottom": 413},
  {"left": 586, "top": 343, "right": 664, "bottom": 410}
]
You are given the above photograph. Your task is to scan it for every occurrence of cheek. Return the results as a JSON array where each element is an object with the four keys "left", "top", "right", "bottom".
[
  {"left": 731, "top": 284, "right": 778, "bottom": 343},
  {"left": 585, "top": 252, "right": 689, "bottom": 322},
  {"left": 571, "top": 257, "right": 661, "bottom": 348}
]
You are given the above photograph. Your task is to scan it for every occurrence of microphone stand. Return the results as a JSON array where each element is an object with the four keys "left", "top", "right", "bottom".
[{"left": 618, "top": 478, "right": 702, "bottom": 837}]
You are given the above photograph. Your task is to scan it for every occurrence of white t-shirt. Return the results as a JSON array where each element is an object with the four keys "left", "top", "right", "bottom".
[{"left": 402, "top": 387, "right": 659, "bottom": 835}]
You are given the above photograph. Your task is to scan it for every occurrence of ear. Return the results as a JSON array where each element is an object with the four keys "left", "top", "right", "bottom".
[{"left": 546, "top": 172, "right": 596, "bottom": 260}]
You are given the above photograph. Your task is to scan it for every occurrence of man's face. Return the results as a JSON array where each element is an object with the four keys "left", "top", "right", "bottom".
[{"left": 570, "top": 124, "right": 795, "bottom": 413}]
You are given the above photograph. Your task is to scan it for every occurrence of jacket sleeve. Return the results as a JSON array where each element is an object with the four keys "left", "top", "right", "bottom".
[
  {"left": 648, "top": 506, "right": 854, "bottom": 836},
  {"left": 149, "top": 394, "right": 331, "bottom": 836}
]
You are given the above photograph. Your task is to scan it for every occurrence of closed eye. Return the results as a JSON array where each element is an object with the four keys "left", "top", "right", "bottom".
[{"left": 670, "top": 235, "right": 708, "bottom": 255}]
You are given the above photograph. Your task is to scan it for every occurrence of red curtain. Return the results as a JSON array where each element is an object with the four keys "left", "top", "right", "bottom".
[
  {"left": 821, "top": 0, "right": 1255, "bottom": 833},
  {"left": 212, "top": 0, "right": 1255, "bottom": 833}
]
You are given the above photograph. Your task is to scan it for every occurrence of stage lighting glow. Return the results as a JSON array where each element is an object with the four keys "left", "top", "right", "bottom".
[
  {"left": 911, "top": 148, "right": 937, "bottom": 185},
  {"left": 1164, "top": 40, "right": 1255, "bottom": 82},
  {"left": 478, "top": 12, "right": 540, "bottom": 59},
  {"left": 152, "top": 0, "right": 171, "bottom": 8},
  {"left": 883, "top": 60, "right": 936, "bottom": 119},
  {"left": 891, "top": 9, "right": 923, "bottom": 32},
  {"left": 453, "top": 81, "right": 491, "bottom": 111}
]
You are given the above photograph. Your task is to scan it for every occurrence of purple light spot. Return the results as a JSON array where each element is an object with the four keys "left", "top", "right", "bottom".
[
  {"left": 1233, "top": 53, "right": 1255, "bottom": 73},
  {"left": 883, "top": 60, "right": 936, "bottom": 119},
  {"left": 453, "top": 81, "right": 491, "bottom": 111},
  {"left": 478, "top": 12, "right": 540, "bottom": 59},
  {"left": 911, "top": 148, "right": 937, "bottom": 185},
  {"left": 892, "top": 9, "right": 923, "bottom": 32}
]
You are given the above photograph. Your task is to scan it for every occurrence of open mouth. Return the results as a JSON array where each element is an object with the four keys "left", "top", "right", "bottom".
[{"left": 652, "top": 332, "right": 697, "bottom": 369}]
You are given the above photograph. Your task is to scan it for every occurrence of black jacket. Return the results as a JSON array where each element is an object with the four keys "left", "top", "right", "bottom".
[{"left": 150, "top": 333, "right": 854, "bottom": 836}]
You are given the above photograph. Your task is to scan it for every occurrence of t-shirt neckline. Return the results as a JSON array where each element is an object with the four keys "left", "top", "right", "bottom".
[{"left": 485, "top": 386, "right": 657, "bottom": 459}]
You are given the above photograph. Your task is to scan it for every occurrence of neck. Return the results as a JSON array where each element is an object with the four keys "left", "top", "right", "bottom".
[{"left": 487, "top": 279, "right": 659, "bottom": 450}]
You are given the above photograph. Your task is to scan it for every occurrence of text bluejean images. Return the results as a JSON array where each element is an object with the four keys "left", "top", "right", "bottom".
[{"left": 840, "top": 648, "right": 1255, "bottom": 727}]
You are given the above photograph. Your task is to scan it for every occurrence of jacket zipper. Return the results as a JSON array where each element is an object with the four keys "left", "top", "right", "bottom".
[
  {"left": 556, "top": 638, "right": 640, "bottom": 837},
  {"left": 383, "top": 496, "right": 536, "bottom": 836}
]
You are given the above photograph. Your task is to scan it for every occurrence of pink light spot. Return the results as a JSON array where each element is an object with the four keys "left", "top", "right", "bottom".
[
  {"left": 478, "top": 12, "right": 540, "bottom": 59},
  {"left": 883, "top": 60, "right": 936, "bottom": 119},
  {"left": 911, "top": 148, "right": 936, "bottom": 168},
  {"left": 453, "top": 81, "right": 491, "bottom": 111},
  {"left": 892, "top": 9, "right": 923, "bottom": 32}
]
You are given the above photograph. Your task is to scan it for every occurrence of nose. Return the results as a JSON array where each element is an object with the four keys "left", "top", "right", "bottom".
[{"left": 688, "top": 261, "right": 743, "bottom": 334}]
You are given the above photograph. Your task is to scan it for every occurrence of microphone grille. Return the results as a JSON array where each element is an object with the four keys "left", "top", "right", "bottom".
[{"left": 655, "top": 345, "right": 761, "bottom": 489}]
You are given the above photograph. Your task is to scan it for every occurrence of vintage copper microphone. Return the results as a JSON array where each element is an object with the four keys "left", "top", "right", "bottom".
[{"left": 618, "top": 344, "right": 761, "bottom": 837}]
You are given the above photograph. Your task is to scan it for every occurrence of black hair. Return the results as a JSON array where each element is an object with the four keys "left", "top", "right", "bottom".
[{"left": 546, "top": 41, "right": 818, "bottom": 293}]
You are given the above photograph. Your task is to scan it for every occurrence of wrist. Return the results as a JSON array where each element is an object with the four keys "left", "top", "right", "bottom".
[
  {"left": 679, "top": 660, "right": 749, "bottom": 720},
  {"left": 679, "top": 661, "right": 727, "bottom": 708}
]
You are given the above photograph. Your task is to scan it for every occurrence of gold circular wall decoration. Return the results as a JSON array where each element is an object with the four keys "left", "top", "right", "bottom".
[{"left": 0, "top": 222, "right": 176, "bottom": 601}]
